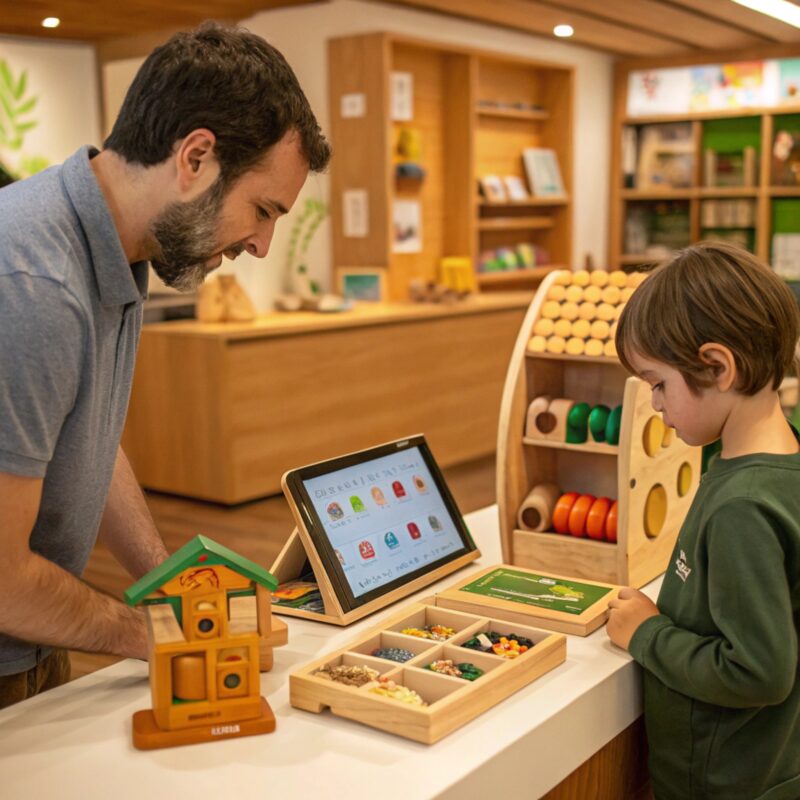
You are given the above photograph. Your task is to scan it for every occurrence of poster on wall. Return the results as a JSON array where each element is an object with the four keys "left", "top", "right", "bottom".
[
  {"left": 689, "top": 61, "right": 765, "bottom": 111},
  {"left": 392, "top": 199, "right": 422, "bottom": 253},
  {"left": 390, "top": 72, "right": 414, "bottom": 122},
  {"left": 627, "top": 67, "right": 691, "bottom": 116}
]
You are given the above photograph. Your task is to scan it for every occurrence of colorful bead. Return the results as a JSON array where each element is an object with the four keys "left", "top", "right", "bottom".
[
  {"left": 369, "top": 677, "right": 427, "bottom": 706},
  {"left": 371, "top": 647, "right": 415, "bottom": 663},
  {"left": 400, "top": 624, "right": 456, "bottom": 641}
]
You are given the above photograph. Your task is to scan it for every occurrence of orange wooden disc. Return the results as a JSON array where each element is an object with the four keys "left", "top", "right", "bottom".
[
  {"left": 605, "top": 500, "right": 619, "bottom": 542},
  {"left": 552, "top": 492, "right": 579, "bottom": 534},
  {"left": 585, "top": 496, "right": 611, "bottom": 540},
  {"left": 568, "top": 494, "right": 596, "bottom": 537}
]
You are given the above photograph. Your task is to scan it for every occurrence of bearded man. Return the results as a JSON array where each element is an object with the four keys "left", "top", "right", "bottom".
[{"left": 0, "top": 22, "right": 330, "bottom": 708}]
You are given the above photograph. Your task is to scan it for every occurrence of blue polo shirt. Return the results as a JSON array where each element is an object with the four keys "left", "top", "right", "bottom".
[{"left": 0, "top": 146, "right": 148, "bottom": 674}]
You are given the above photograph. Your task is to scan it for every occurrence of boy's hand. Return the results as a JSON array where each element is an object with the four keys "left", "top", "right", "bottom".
[{"left": 607, "top": 587, "right": 660, "bottom": 651}]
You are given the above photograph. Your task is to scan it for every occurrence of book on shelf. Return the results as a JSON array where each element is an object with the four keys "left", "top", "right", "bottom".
[
  {"left": 700, "top": 199, "right": 756, "bottom": 228},
  {"left": 523, "top": 148, "right": 565, "bottom": 197},
  {"left": 773, "top": 233, "right": 800, "bottom": 280},
  {"left": 636, "top": 122, "right": 694, "bottom": 190},
  {"left": 704, "top": 146, "right": 757, "bottom": 187}
]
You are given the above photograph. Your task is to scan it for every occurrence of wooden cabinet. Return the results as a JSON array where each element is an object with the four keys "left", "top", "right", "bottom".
[
  {"left": 328, "top": 33, "right": 573, "bottom": 300},
  {"left": 122, "top": 296, "right": 528, "bottom": 504}
]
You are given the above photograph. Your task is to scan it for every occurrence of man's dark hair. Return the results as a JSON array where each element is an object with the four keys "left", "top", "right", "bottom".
[{"left": 104, "top": 22, "right": 330, "bottom": 184}]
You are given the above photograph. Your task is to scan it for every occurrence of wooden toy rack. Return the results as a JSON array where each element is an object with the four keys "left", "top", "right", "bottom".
[
  {"left": 290, "top": 598, "right": 566, "bottom": 744},
  {"left": 497, "top": 269, "right": 702, "bottom": 587}
]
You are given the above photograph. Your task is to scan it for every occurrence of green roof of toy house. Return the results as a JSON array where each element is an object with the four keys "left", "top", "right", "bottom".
[{"left": 124, "top": 535, "right": 278, "bottom": 606}]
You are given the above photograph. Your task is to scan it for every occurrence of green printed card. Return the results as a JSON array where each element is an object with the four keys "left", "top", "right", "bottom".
[{"left": 459, "top": 567, "right": 612, "bottom": 616}]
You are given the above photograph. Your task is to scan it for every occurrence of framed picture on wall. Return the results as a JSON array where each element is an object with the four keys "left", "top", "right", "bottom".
[{"left": 337, "top": 268, "right": 386, "bottom": 302}]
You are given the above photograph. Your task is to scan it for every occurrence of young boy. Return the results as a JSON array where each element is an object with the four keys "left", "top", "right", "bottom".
[{"left": 607, "top": 242, "right": 800, "bottom": 800}]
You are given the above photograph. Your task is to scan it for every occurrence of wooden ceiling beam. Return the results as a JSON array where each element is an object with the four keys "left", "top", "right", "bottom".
[
  {"left": 381, "top": 0, "right": 693, "bottom": 56},
  {"left": 541, "top": 0, "right": 769, "bottom": 50},
  {"left": 667, "top": 0, "right": 800, "bottom": 43}
]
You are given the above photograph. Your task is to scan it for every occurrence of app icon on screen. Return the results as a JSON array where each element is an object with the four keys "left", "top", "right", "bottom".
[
  {"left": 384, "top": 531, "right": 400, "bottom": 549},
  {"left": 392, "top": 481, "right": 406, "bottom": 498},
  {"left": 428, "top": 515, "right": 443, "bottom": 532},
  {"left": 413, "top": 475, "right": 428, "bottom": 493},
  {"left": 358, "top": 541, "right": 376, "bottom": 560},
  {"left": 371, "top": 486, "right": 387, "bottom": 505},
  {"left": 350, "top": 495, "right": 366, "bottom": 512},
  {"left": 327, "top": 502, "right": 344, "bottom": 521},
  {"left": 407, "top": 522, "right": 421, "bottom": 540}
]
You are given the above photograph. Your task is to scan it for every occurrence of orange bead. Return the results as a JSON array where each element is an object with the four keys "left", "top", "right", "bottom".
[
  {"left": 568, "top": 494, "right": 596, "bottom": 537},
  {"left": 586, "top": 496, "right": 611, "bottom": 540},
  {"left": 605, "top": 500, "right": 619, "bottom": 542},
  {"left": 552, "top": 492, "right": 579, "bottom": 534}
]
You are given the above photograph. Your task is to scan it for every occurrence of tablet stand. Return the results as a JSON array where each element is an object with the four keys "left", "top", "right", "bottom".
[{"left": 270, "top": 527, "right": 481, "bottom": 626}]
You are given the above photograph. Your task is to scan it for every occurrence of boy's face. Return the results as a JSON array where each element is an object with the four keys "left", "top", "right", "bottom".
[
  {"left": 627, "top": 351, "right": 726, "bottom": 447},
  {"left": 150, "top": 131, "right": 309, "bottom": 291}
]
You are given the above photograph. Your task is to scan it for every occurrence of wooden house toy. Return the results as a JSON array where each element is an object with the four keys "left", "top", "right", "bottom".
[
  {"left": 497, "top": 268, "right": 702, "bottom": 588},
  {"left": 124, "top": 535, "right": 288, "bottom": 750}
]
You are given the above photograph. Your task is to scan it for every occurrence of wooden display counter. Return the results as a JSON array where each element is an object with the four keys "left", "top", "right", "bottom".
[{"left": 122, "top": 294, "right": 530, "bottom": 504}]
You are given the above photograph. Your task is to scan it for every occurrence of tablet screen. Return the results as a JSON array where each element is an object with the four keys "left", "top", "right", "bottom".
[{"left": 283, "top": 436, "right": 477, "bottom": 611}]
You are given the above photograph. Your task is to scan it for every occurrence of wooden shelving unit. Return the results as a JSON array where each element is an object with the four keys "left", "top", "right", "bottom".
[
  {"left": 609, "top": 47, "right": 800, "bottom": 274},
  {"left": 497, "top": 269, "right": 702, "bottom": 587},
  {"left": 328, "top": 33, "right": 573, "bottom": 300}
]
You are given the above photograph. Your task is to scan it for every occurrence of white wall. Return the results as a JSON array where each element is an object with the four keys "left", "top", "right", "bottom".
[
  {"left": 0, "top": 36, "right": 100, "bottom": 174},
  {"left": 102, "top": 0, "right": 614, "bottom": 309}
]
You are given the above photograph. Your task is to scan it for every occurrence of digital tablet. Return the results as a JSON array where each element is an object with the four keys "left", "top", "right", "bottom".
[{"left": 281, "top": 435, "right": 478, "bottom": 615}]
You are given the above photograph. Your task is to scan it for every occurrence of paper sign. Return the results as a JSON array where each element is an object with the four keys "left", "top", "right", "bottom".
[
  {"left": 341, "top": 93, "right": 366, "bottom": 119},
  {"left": 343, "top": 189, "right": 369, "bottom": 238}
]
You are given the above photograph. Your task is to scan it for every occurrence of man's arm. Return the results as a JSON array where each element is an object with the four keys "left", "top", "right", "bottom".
[
  {"left": 0, "top": 470, "right": 148, "bottom": 659},
  {"left": 97, "top": 447, "right": 169, "bottom": 580}
]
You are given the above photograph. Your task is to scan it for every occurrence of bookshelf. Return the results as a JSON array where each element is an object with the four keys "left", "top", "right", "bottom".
[
  {"left": 328, "top": 33, "right": 573, "bottom": 301},
  {"left": 609, "top": 47, "right": 800, "bottom": 284}
]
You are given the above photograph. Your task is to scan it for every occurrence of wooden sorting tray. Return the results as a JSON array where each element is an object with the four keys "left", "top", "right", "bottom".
[{"left": 289, "top": 602, "right": 566, "bottom": 744}]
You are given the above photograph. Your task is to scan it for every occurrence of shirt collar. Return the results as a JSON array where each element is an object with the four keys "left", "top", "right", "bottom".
[{"left": 61, "top": 146, "right": 148, "bottom": 307}]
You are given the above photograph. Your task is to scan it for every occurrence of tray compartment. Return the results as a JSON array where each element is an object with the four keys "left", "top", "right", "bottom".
[
  {"left": 452, "top": 617, "right": 553, "bottom": 657},
  {"left": 360, "top": 666, "right": 465, "bottom": 706},
  {"left": 349, "top": 631, "right": 439, "bottom": 663},
  {"left": 385, "top": 606, "right": 486, "bottom": 640},
  {"left": 309, "top": 652, "right": 400, "bottom": 683},
  {"left": 415, "top": 643, "right": 507, "bottom": 680}
]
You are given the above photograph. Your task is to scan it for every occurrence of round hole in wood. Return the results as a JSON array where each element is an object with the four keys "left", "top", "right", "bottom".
[
  {"left": 521, "top": 507, "right": 543, "bottom": 529},
  {"left": 643, "top": 415, "right": 666, "bottom": 457},
  {"left": 535, "top": 411, "right": 557, "bottom": 434},
  {"left": 677, "top": 462, "right": 692, "bottom": 497},
  {"left": 662, "top": 426, "right": 675, "bottom": 448},
  {"left": 644, "top": 484, "right": 667, "bottom": 538},
  {"left": 630, "top": 478, "right": 636, "bottom": 489}
]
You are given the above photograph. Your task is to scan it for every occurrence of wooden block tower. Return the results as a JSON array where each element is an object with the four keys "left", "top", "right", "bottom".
[
  {"left": 497, "top": 268, "right": 701, "bottom": 588},
  {"left": 125, "top": 535, "right": 288, "bottom": 749}
]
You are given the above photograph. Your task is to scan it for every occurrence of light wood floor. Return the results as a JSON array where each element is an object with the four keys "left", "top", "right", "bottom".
[{"left": 69, "top": 455, "right": 497, "bottom": 679}]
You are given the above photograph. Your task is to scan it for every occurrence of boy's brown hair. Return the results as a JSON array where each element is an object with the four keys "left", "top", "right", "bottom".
[{"left": 615, "top": 241, "right": 800, "bottom": 395}]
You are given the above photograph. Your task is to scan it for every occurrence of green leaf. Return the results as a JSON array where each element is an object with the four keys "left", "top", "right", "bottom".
[
  {"left": 0, "top": 61, "right": 12, "bottom": 92},
  {"left": 13, "top": 70, "right": 27, "bottom": 101},
  {"left": 15, "top": 95, "right": 37, "bottom": 115},
  {"left": 0, "top": 91, "right": 14, "bottom": 124},
  {"left": 15, "top": 120, "right": 37, "bottom": 133}
]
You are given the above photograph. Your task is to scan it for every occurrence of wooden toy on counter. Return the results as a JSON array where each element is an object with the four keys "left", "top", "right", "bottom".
[
  {"left": 497, "top": 268, "right": 702, "bottom": 588},
  {"left": 124, "top": 535, "right": 288, "bottom": 750}
]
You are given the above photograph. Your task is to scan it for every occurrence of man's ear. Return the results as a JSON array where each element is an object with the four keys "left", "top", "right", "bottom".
[
  {"left": 698, "top": 342, "right": 737, "bottom": 392},
  {"left": 174, "top": 129, "right": 220, "bottom": 196}
]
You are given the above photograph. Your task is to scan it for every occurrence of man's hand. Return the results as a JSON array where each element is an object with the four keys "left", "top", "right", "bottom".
[{"left": 607, "top": 587, "right": 660, "bottom": 651}]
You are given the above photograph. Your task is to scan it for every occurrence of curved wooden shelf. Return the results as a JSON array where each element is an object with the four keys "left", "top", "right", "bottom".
[{"left": 522, "top": 437, "right": 619, "bottom": 455}]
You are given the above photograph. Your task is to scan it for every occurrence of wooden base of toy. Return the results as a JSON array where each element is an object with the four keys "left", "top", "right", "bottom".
[
  {"left": 270, "top": 527, "right": 480, "bottom": 626},
  {"left": 132, "top": 697, "right": 276, "bottom": 750},
  {"left": 290, "top": 600, "right": 566, "bottom": 744}
]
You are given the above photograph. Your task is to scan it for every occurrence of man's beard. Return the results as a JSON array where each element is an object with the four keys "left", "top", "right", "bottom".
[{"left": 148, "top": 177, "right": 243, "bottom": 292}]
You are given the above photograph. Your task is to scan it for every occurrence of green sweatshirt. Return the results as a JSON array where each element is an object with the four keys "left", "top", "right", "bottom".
[{"left": 629, "top": 448, "right": 800, "bottom": 800}]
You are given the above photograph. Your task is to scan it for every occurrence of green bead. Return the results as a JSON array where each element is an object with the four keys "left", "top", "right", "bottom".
[
  {"left": 605, "top": 405, "right": 623, "bottom": 446},
  {"left": 566, "top": 402, "right": 590, "bottom": 444},
  {"left": 588, "top": 405, "right": 610, "bottom": 442}
]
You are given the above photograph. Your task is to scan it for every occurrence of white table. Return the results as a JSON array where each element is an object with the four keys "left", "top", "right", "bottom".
[{"left": 0, "top": 506, "right": 658, "bottom": 799}]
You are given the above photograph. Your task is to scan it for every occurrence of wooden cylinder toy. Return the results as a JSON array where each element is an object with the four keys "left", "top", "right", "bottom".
[
  {"left": 568, "top": 493, "right": 595, "bottom": 537},
  {"left": 573, "top": 269, "right": 590, "bottom": 286},
  {"left": 553, "top": 492, "right": 579, "bottom": 534},
  {"left": 609, "top": 270, "right": 627, "bottom": 287},
  {"left": 571, "top": 318, "right": 591, "bottom": 339},
  {"left": 525, "top": 395, "right": 552, "bottom": 439},
  {"left": 516, "top": 483, "right": 561, "bottom": 532},
  {"left": 589, "top": 269, "right": 609, "bottom": 287},
  {"left": 547, "top": 284, "right": 567, "bottom": 301},
  {"left": 585, "top": 339, "right": 604, "bottom": 357},
  {"left": 546, "top": 335, "right": 566, "bottom": 354},
  {"left": 560, "top": 301, "right": 579, "bottom": 321},
  {"left": 544, "top": 398, "right": 575, "bottom": 442},
  {"left": 172, "top": 654, "right": 207, "bottom": 701}
]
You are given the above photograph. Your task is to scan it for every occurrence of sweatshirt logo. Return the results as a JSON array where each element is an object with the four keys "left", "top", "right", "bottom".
[{"left": 675, "top": 549, "right": 691, "bottom": 583}]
